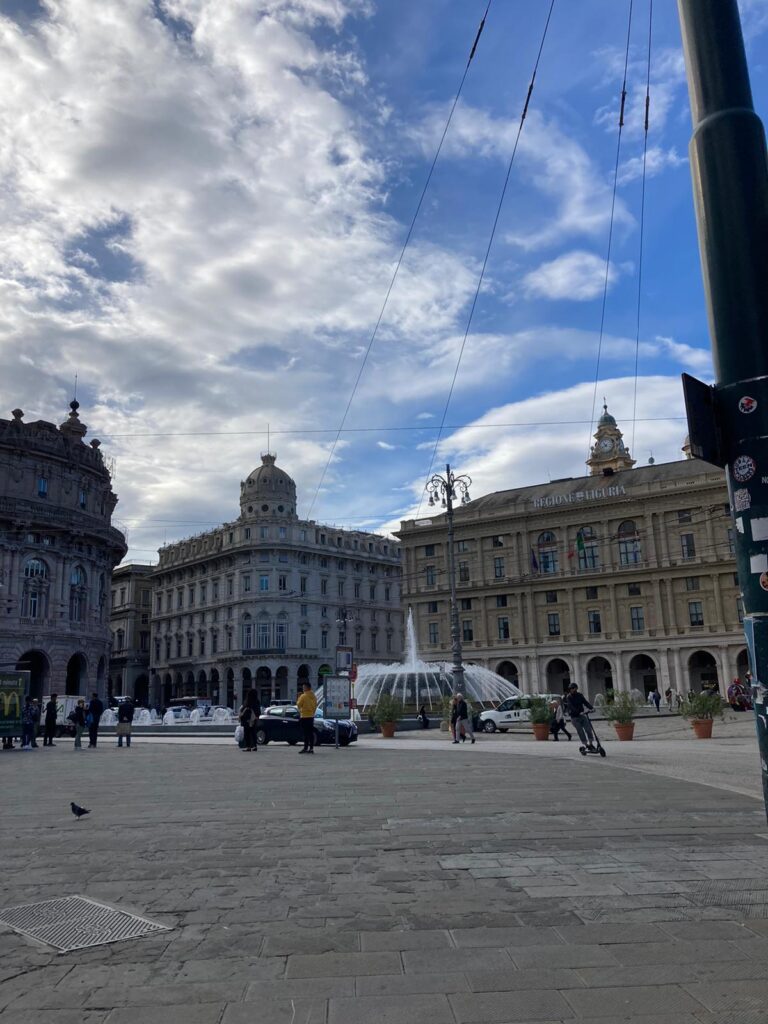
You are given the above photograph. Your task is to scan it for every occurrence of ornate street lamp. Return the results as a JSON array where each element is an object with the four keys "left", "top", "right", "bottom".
[{"left": 426, "top": 464, "right": 472, "bottom": 693}]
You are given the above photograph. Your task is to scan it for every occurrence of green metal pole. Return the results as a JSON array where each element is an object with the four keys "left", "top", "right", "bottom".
[{"left": 678, "top": 0, "right": 768, "bottom": 816}]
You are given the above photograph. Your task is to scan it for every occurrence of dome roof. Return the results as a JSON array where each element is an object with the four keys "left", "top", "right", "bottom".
[
  {"left": 598, "top": 403, "right": 616, "bottom": 428},
  {"left": 240, "top": 453, "right": 296, "bottom": 517}
]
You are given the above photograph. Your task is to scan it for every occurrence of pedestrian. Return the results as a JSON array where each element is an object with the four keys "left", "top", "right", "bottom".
[
  {"left": 43, "top": 693, "right": 58, "bottom": 746},
  {"left": 297, "top": 681, "right": 317, "bottom": 754},
  {"left": 563, "top": 683, "right": 596, "bottom": 750},
  {"left": 117, "top": 696, "right": 135, "bottom": 747},
  {"left": 71, "top": 699, "right": 86, "bottom": 749},
  {"left": 417, "top": 705, "right": 430, "bottom": 730},
  {"left": 650, "top": 688, "right": 661, "bottom": 713},
  {"left": 549, "top": 699, "right": 572, "bottom": 741},
  {"left": 665, "top": 687, "right": 673, "bottom": 711},
  {"left": 30, "top": 699, "right": 40, "bottom": 746},
  {"left": 455, "top": 693, "right": 475, "bottom": 744},
  {"left": 450, "top": 694, "right": 460, "bottom": 743},
  {"left": 87, "top": 692, "right": 104, "bottom": 748},
  {"left": 21, "top": 696, "right": 36, "bottom": 750},
  {"left": 238, "top": 689, "right": 261, "bottom": 751}
]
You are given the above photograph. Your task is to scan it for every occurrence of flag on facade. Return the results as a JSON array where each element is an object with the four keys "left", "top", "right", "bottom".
[{"left": 530, "top": 548, "right": 539, "bottom": 572}]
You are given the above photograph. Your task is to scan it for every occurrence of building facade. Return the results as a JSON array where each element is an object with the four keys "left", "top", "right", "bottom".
[
  {"left": 108, "top": 563, "right": 153, "bottom": 704},
  {"left": 150, "top": 453, "right": 403, "bottom": 708},
  {"left": 398, "top": 409, "right": 745, "bottom": 700},
  {"left": 0, "top": 404, "right": 127, "bottom": 699}
]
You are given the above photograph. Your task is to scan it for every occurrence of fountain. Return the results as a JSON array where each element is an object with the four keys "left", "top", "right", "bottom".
[
  {"left": 212, "top": 707, "right": 235, "bottom": 724},
  {"left": 133, "top": 708, "right": 152, "bottom": 726},
  {"left": 354, "top": 609, "right": 522, "bottom": 711},
  {"left": 101, "top": 708, "right": 117, "bottom": 726}
]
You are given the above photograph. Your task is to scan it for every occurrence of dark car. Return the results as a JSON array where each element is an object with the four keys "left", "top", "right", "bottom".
[{"left": 255, "top": 706, "right": 358, "bottom": 747}]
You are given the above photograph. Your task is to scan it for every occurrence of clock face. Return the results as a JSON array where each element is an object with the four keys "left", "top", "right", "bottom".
[{"left": 598, "top": 438, "right": 614, "bottom": 452}]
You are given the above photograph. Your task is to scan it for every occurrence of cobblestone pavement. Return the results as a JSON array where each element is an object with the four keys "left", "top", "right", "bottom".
[{"left": 1, "top": 736, "right": 768, "bottom": 1022}]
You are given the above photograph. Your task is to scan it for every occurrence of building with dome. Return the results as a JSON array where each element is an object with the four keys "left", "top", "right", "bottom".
[
  {"left": 149, "top": 453, "right": 403, "bottom": 709},
  {"left": 398, "top": 406, "right": 746, "bottom": 700},
  {"left": 0, "top": 404, "right": 127, "bottom": 699}
]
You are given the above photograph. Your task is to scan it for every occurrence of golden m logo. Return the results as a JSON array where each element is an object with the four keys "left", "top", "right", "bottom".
[{"left": 0, "top": 691, "right": 21, "bottom": 718}]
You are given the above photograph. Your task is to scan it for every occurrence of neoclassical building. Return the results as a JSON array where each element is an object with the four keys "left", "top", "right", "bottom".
[
  {"left": 0, "top": 404, "right": 127, "bottom": 699},
  {"left": 150, "top": 453, "right": 403, "bottom": 708},
  {"left": 108, "top": 562, "right": 153, "bottom": 704},
  {"left": 398, "top": 407, "right": 744, "bottom": 700}
]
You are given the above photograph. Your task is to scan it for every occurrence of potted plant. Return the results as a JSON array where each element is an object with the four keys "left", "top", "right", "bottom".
[
  {"left": 680, "top": 692, "right": 724, "bottom": 739},
  {"left": 603, "top": 692, "right": 639, "bottom": 741},
  {"left": 526, "top": 697, "right": 551, "bottom": 741},
  {"left": 372, "top": 693, "right": 404, "bottom": 738}
]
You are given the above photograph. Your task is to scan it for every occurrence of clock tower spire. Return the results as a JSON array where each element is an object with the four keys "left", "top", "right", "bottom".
[{"left": 587, "top": 401, "right": 636, "bottom": 476}]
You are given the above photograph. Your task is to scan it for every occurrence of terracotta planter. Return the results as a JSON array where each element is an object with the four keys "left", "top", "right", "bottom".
[
  {"left": 380, "top": 721, "right": 397, "bottom": 739},
  {"left": 691, "top": 719, "right": 713, "bottom": 739},
  {"left": 614, "top": 722, "right": 635, "bottom": 741},
  {"left": 532, "top": 723, "right": 550, "bottom": 741}
]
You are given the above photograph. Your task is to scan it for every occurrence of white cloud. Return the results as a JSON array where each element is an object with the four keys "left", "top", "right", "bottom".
[
  {"left": 408, "top": 105, "right": 633, "bottom": 250},
  {"left": 376, "top": 440, "right": 396, "bottom": 450},
  {"left": 385, "top": 374, "right": 691, "bottom": 534},
  {"left": 655, "top": 335, "right": 713, "bottom": 375},
  {"left": 522, "top": 250, "right": 626, "bottom": 301},
  {"left": 618, "top": 145, "right": 687, "bottom": 185}
]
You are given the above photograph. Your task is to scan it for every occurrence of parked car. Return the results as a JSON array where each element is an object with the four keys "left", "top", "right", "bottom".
[
  {"left": 478, "top": 697, "right": 531, "bottom": 733},
  {"left": 254, "top": 705, "right": 358, "bottom": 747}
]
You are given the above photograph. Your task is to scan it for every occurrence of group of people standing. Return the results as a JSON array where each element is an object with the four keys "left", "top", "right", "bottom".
[{"left": 5, "top": 693, "right": 130, "bottom": 751}]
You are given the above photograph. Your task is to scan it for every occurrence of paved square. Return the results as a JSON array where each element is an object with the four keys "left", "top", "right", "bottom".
[{"left": 1, "top": 734, "right": 767, "bottom": 1021}]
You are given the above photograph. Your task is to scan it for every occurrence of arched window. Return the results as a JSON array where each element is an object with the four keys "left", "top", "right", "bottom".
[
  {"left": 69, "top": 565, "right": 87, "bottom": 621},
  {"left": 617, "top": 520, "right": 641, "bottom": 566},
  {"left": 115, "top": 629, "right": 125, "bottom": 652},
  {"left": 24, "top": 558, "right": 48, "bottom": 578},
  {"left": 537, "top": 531, "right": 559, "bottom": 575},
  {"left": 22, "top": 558, "right": 50, "bottom": 619},
  {"left": 576, "top": 526, "right": 599, "bottom": 570}
]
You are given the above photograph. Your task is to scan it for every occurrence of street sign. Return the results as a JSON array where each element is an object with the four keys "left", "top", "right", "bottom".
[
  {"left": 335, "top": 645, "right": 353, "bottom": 673},
  {"left": 324, "top": 675, "right": 351, "bottom": 720},
  {"left": 0, "top": 671, "right": 26, "bottom": 738},
  {"left": 349, "top": 663, "right": 358, "bottom": 683}
]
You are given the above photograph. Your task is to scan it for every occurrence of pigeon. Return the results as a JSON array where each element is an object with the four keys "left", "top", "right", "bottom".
[{"left": 71, "top": 802, "right": 90, "bottom": 819}]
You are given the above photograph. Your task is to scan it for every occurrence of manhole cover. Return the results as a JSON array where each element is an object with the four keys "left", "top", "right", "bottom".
[{"left": 0, "top": 896, "right": 170, "bottom": 952}]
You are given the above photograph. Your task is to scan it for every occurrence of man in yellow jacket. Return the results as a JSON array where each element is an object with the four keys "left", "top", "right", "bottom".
[{"left": 297, "top": 681, "right": 318, "bottom": 754}]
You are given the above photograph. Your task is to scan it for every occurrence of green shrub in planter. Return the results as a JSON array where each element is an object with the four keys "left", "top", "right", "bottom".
[
  {"left": 602, "top": 692, "right": 639, "bottom": 725},
  {"left": 371, "top": 693, "right": 404, "bottom": 725},
  {"left": 679, "top": 692, "right": 724, "bottom": 721},
  {"left": 525, "top": 697, "right": 552, "bottom": 725}
]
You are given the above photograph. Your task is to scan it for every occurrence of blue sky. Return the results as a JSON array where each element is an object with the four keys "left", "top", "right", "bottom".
[{"left": 1, "top": 0, "right": 767, "bottom": 560}]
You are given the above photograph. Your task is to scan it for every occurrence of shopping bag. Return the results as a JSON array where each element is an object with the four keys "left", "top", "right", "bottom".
[{"left": 234, "top": 725, "right": 244, "bottom": 744}]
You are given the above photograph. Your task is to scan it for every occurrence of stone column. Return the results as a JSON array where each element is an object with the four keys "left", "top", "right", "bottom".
[
  {"left": 711, "top": 573, "right": 725, "bottom": 628},
  {"left": 717, "top": 647, "right": 732, "bottom": 694},
  {"left": 672, "top": 646, "right": 685, "bottom": 695},
  {"left": 608, "top": 584, "right": 620, "bottom": 639},
  {"left": 646, "top": 513, "right": 658, "bottom": 567},
  {"left": 613, "top": 653, "right": 629, "bottom": 693}
]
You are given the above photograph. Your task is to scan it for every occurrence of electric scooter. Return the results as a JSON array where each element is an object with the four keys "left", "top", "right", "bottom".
[{"left": 578, "top": 713, "right": 606, "bottom": 758}]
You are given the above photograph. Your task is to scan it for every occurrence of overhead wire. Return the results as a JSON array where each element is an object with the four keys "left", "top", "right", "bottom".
[
  {"left": 416, "top": 0, "right": 558, "bottom": 518},
  {"left": 587, "top": 0, "right": 634, "bottom": 459},
  {"left": 631, "top": 0, "right": 654, "bottom": 456},
  {"left": 305, "top": 1, "right": 493, "bottom": 520}
]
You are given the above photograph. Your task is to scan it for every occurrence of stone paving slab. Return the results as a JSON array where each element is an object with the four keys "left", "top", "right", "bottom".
[{"left": 1, "top": 739, "right": 767, "bottom": 1022}]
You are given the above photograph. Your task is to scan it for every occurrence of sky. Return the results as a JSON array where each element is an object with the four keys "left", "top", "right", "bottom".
[{"left": 2, "top": 0, "right": 768, "bottom": 561}]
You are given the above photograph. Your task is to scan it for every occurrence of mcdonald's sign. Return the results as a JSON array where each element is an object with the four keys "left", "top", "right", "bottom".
[{"left": 0, "top": 672, "right": 26, "bottom": 737}]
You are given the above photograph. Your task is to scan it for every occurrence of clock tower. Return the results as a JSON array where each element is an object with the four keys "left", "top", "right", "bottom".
[{"left": 587, "top": 402, "right": 636, "bottom": 476}]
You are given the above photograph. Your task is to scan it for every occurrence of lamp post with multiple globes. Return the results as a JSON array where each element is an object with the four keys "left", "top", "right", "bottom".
[{"left": 426, "top": 464, "right": 472, "bottom": 694}]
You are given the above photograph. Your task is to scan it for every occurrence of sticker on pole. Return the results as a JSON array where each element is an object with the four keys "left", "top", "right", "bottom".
[
  {"left": 733, "top": 488, "right": 751, "bottom": 512},
  {"left": 739, "top": 396, "right": 758, "bottom": 414},
  {"left": 760, "top": 572, "right": 768, "bottom": 593},
  {"left": 732, "top": 455, "right": 757, "bottom": 482}
]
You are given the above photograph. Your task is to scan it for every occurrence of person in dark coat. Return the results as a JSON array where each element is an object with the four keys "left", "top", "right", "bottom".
[
  {"left": 71, "top": 699, "right": 86, "bottom": 750},
  {"left": 21, "top": 697, "right": 36, "bottom": 749},
  {"left": 238, "top": 689, "right": 261, "bottom": 751},
  {"left": 30, "top": 699, "right": 40, "bottom": 746},
  {"left": 417, "top": 705, "right": 430, "bottom": 729},
  {"left": 43, "top": 693, "right": 58, "bottom": 746},
  {"left": 117, "top": 697, "right": 135, "bottom": 748},
  {"left": 87, "top": 692, "right": 104, "bottom": 748},
  {"left": 564, "top": 683, "right": 596, "bottom": 749}
]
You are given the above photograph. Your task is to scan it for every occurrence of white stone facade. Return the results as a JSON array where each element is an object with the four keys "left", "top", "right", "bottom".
[
  {"left": 150, "top": 454, "right": 403, "bottom": 708},
  {"left": 398, "top": 412, "right": 745, "bottom": 702},
  {"left": 0, "top": 405, "right": 127, "bottom": 699}
]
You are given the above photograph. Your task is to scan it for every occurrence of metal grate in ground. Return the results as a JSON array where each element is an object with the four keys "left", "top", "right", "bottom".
[{"left": 0, "top": 896, "right": 170, "bottom": 952}]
